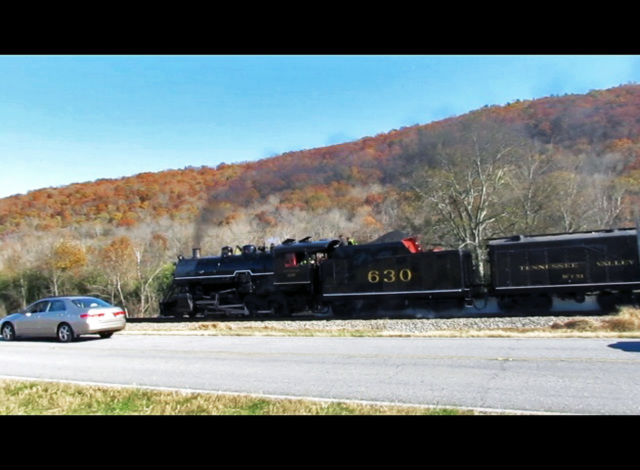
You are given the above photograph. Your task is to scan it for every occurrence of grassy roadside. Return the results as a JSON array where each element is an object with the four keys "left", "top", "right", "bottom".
[
  {"left": 0, "top": 380, "right": 481, "bottom": 415},
  {"left": 548, "top": 307, "right": 640, "bottom": 334}
]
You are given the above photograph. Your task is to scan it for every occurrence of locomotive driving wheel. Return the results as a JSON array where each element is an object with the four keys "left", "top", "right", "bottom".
[
  {"left": 243, "top": 294, "right": 262, "bottom": 317},
  {"left": 268, "top": 293, "right": 290, "bottom": 317},
  {"left": 330, "top": 302, "right": 350, "bottom": 317}
]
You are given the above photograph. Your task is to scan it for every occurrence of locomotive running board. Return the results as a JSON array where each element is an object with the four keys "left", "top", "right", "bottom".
[{"left": 323, "top": 289, "right": 467, "bottom": 297}]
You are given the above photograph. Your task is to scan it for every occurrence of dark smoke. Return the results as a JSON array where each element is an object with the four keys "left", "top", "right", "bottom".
[{"left": 193, "top": 199, "right": 233, "bottom": 249}]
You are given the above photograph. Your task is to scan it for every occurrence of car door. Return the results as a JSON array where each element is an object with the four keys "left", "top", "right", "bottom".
[
  {"left": 38, "top": 299, "right": 67, "bottom": 336},
  {"left": 16, "top": 301, "right": 50, "bottom": 337}
]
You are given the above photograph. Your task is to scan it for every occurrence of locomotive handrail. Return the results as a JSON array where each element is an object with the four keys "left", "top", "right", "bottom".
[{"left": 273, "top": 238, "right": 342, "bottom": 254}]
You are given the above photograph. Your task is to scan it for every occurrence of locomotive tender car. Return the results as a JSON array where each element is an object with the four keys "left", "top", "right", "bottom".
[
  {"left": 488, "top": 228, "right": 640, "bottom": 312},
  {"left": 159, "top": 227, "right": 640, "bottom": 318},
  {"left": 320, "top": 239, "right": 476, "bottom": 315}
]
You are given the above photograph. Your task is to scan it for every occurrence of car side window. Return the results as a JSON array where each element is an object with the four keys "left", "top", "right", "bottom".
[
  {"left": 28, "top": 301, "right": 49, "bottom": 313},
  {"left": 50, "top": 300, "right": 66, "bottom": 311}
]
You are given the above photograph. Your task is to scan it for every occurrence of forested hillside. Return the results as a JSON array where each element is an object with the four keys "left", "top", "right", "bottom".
[{"left": 2, "top": 84, "right": 640, "bottom": 316}]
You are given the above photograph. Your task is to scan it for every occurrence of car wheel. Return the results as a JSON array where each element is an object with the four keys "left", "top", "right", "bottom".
[
  {"left": 1, "top": 323, "right": 16, "bottom": 341},
  {"left": 99, "top": 331, "right": 114, "bottom": 339},
  {"left": 57, "top": 323, "right": 75, "bottom": 343}
]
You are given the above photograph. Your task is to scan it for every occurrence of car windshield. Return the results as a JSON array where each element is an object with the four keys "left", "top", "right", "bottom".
[{"left": 71, "top": 297, "right": 113, "bottom": 309}]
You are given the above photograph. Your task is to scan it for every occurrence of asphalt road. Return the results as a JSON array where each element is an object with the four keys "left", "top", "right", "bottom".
[{"left": 1, "top": 334, "right": 639, "bottom": 414}]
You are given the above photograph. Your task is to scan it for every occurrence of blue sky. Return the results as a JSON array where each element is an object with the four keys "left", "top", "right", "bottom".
[{"left": 0, "top": 54, "right": 639, "bottom": 199}]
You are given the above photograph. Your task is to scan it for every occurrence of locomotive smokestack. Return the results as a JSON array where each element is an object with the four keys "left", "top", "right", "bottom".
[{"left": 192, "top": 248, "right": 201, "bottom": 258}]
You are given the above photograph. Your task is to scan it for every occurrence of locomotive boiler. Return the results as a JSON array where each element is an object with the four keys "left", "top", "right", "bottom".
[
  {"left": 160, "top": 238, "right": 345, "bottom": 317},
  {"left": 159, "top": 245, "right": 276, "bottom": 317}
]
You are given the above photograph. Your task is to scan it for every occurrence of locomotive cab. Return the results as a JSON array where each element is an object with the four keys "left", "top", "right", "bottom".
[
  {"left": 272, "top": 238, "right": 342, "bottom": 312},
  {"left": 273, "top": 239, "right": 341, "bottom": 285}
]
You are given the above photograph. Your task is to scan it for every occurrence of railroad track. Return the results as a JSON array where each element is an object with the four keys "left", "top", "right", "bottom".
[
  {"left": 127, "top": 304, "right": 610, "bottom": 324},
  {"left": 127, "top": 313, "right": 327, "bottom": 323}
]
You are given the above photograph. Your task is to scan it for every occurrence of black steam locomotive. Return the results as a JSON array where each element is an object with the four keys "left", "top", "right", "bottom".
[{"left": 159, "top": 227, "right": 640, "bottom": 318}]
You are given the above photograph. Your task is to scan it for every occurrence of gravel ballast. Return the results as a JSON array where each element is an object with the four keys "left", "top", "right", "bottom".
[{"left": 122, "top": 315, "right": 610, "bottom": 335}]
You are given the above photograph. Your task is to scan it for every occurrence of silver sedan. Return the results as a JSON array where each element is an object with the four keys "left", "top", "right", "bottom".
[{"left": 1, "top": 296, "right": 127, "bottom": 342}]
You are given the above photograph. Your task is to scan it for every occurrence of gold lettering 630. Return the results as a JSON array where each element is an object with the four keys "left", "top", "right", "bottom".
[{"left": 368, "top": 269, "right": 412, "bottom": 283}]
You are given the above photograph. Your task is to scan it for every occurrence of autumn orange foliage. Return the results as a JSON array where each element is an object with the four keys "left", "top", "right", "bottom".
[{"left": 2, "top": 84, "right": 640, "bottom": 238}]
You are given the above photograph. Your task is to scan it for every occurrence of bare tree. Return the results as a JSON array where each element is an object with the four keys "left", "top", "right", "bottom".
[
  {"left": 502, "top": 148, "right": 558, "bottom": 235},
  {"left": 128, "top": 232, "right": 171, "bottom": 317},
  {"left": 541, "top": 153, "right": 628, "bottom": 232},
  {"left": 587, "top": 175, "right": 626, "bottom": 229},
  {"left": 406, "top": 119, "right": 530, "bottom": 279}
]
